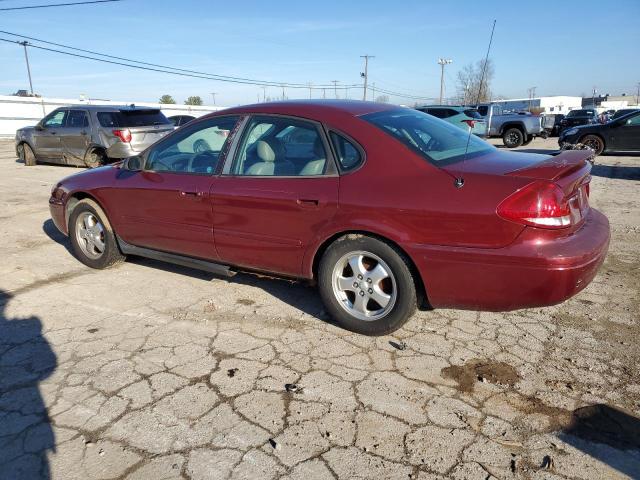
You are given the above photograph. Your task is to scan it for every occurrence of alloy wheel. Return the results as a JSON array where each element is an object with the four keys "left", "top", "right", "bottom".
[
  {"left": 75, "top": 212, "right": 106, "bottom": 259},
  {"left": 331, "top": 250, "right": 397, "bottom": 321}
]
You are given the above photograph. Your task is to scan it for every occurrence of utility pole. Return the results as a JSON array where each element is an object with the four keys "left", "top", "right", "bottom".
[
  {"left": 19, "top": 41, "right": 34, "bottom": 95},
  {"left": 308, "top": 82, "right": 313, "bottom": 99},
  {"left": 261, "top": 86, "right": 267, "bottom": 102},
  {"left": 210, "top": 92, "right": 217, "bottom": 105},
  {"left": 331, "top": 80, "right": 339, "bottom": 99},
  {"left": 281, "top": 84, "right": 286, "bottom": 100},
  {"left": 592, "top": 86, "right": 597, "bottom": 108},
  {"left": 360, "top": 55, "right": 374, "bottom": 101},
  {"left": 371, "top": 82, "right": 376, "bottom": 102},
  {"left": 437, "top": 58, "right": 452, "bottom": 104},
  {"left": 527, "top": 86, "right": 537, "bottom": 111}
]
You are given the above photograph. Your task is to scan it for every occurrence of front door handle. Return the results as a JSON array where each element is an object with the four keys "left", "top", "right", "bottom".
[
  {"left": 297, "top": 198, "right": 319, "bottom": 207},
  {"left": 180, "top": 190, "right": 206, "bottom": 199}
]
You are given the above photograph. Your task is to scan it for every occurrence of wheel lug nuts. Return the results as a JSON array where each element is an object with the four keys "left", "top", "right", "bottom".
[
  {"left": 353, "top": 282, "right": 359, "bottom": 288},
  {"left": 359, "top": 291, "right": 365, "bottom": 296},
  {"left": 366, "top": 278, "right": 372, "bottom": 283},
  {"left": 357, "top": 274, "right": 363, "bottom": 280},
  {"left": 368, "top": 288, "right": 373, "bottom": 294}
]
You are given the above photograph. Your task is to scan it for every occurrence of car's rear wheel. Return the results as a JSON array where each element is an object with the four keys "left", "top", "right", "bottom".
[
  {"left": 69, "top": 199, "right": 124, "bottom": 269},
  {"left": 21, "top": 143, "right": 37, "bottom": 166},
  {"left": 521, "top": 135, "right": 533, "bottom": 146},
  {"left": 84, "top": 148, "right": 106, "bottom": 168},
  {"left": 580, "top": 135, "right": 605, "bottom": 155},
  {"left": 318, "top": 235, "right": 417, "bottom": 335},
  {"left": 503, "top": 128, "right": 524, "bottom": 148}
]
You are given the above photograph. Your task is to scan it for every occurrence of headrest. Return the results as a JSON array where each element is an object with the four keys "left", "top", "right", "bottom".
[{"left": 257, "top": 140, "right": 277, "bottom": 162}]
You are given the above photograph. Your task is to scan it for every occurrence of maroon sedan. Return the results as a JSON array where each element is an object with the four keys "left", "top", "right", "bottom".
[{"left": 49, "top": 100, "right": 610, "bottom": 335}]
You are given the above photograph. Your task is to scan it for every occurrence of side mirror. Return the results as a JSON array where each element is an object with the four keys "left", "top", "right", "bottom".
[
  {"left": 123, "top": 155, "right": 143, "bottom": 171},
  {"left": 35, "top": 124, "right": 44, "bottom": 131}
]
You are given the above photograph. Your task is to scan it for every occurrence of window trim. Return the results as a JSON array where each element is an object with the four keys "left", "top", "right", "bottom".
[
  {"left": 222, "top": 113, "right": 339, "bottom": 178},
  {"left": 141, "top": 114, "right": 242, "bottom": 176},
  {"left": 65, "top": 109, "right": 90, "bottom": 129},
  {"left": 324, "top": 127, "right": 366, "bottom": 175}
]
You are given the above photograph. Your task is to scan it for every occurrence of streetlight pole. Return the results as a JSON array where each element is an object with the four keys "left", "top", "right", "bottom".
[
  {"left": 331, "top": 80, "right": 339, "bottom": 99},
  {"left": 19, "top": 41, "right": 34, "bottom": 95},
  {"left": 592, "top": 87, "right": 597, "bottom": 108},
  {"left": 210, "top": 92, "right": 217, "bottom": 105},
  {"left": 360, "top": 55, "right": 374, "bottom": 101},
  {"left": 308, "top": 82, "right": 313, "bottom": 99},
  {"left": 438, "top": 58, "right": 452, "bottom": 104}
]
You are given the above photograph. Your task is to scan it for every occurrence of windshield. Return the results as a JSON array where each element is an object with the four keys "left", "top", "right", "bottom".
[
  {"left": 567, "top": 110, "right": 592, "bottom": 117},
  {"left": 362, "top": 109, "right": 494, "bottom": 165}
]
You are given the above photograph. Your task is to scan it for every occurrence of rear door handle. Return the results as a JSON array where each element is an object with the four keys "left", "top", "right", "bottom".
[{"left": 297, "top": 198, "right": 319, "bottom": 207}]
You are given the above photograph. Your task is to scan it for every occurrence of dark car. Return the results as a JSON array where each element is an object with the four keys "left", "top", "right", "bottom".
[
  {"left": 559, "top": 109, "right": 599, "bottom": 132},
  {"left": 559, "top": 109, "right": 640, "bottom": 155},
  {"left": 49, "top": 100, "right": 609, "bottom": 335},
  {"left": 168, "top": 115, "right": 196, "bottom": 127},
  {"left": 15, "top": 105, "right": 173, "bottom": 168}
]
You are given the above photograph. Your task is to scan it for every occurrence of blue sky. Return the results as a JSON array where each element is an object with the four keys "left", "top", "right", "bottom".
[{"left": 0, "top": 0, "right": 638, "bottom": 106}]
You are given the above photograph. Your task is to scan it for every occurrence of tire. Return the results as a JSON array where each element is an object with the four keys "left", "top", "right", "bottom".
[
  {"left": 318, "top": 235, "right": 417, "bottom": 335},
  {"left": 502, "top": 128, "right": 524, "bottom": 148},
  {"left": 84, "top": 148, "right": 106, "bottom": 168},
  {"left": 22, "top": 143, "right": 37, "bottom": 166},
  {"left": 580, "top": 135, "right": 605, "bottom": 156},
  {"left": 521, "top": 136, "right": 534, "bottom": 146},
  {"left": 68, "top": 199, "right": 125, "bottom": 269}
]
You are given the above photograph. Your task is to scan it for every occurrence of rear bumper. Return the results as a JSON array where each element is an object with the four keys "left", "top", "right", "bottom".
[
  {"left": 408, "top": 209, "right": 610, "bottom": 310},
  {"left": 105, "top": 142, "right": 142, "bottom": 159}
]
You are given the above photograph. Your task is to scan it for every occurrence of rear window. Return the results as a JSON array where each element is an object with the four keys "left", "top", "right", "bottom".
[
  {"left": 96, "top": 109, "right": 170, "bottom": 128},
  {"left": 567, "top": 110, "right": 593, "bottom": 117},
  {"left": 362, "top": 109, "right": 494, "bottom": 166}
]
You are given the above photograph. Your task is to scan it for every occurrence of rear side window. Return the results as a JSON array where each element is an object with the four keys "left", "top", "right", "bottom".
[
  {"left": 463, "top": 109, "right": 482, "bottom": 119},
  {"left": 330, "top": 132, "right": 362, "bottom": 172},
  {"left": 97, "top": 110, "right": 171, "bottom": 128}
]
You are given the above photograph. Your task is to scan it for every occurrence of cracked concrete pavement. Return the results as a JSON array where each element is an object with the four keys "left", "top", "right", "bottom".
[{"left": 0, "top": 137, "right": 639, "bottom": 479}]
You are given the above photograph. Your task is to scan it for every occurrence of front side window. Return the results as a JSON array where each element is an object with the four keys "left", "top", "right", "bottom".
[
  {"left": 362, "top": 109, "right": 495, "bottom": 165},
  {"left": 231, "top": 116, "right": 328, "bottom": 176},
  {"left": 625, "top": 113, "right": 640, "bottom": 126},
  {"left": 43, "top": 110, "right": 66, "bottom": 128},
  {"left": 145, "top": 116, "right": 239, "bottom": 174},
  {"left": 66, "top": 110, "right": 89, "bottom": 128}
]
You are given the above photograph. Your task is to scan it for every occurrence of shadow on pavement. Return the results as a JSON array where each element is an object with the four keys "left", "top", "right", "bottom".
[
  {"left": 591, "top": 163, "right": 640, "bottom": 180},
  {"left": 0, "top": 289, "right": 57, "bottom": 480},
  {"left": 42, "top": 219, "right": 73, "bottom": 255},
  {"left": 559, "top": 404, "right": 640, "bottom": 478}
]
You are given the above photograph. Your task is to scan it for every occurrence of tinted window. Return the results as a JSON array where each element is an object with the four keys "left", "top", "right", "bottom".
[
  {"left": 330, "top": 132, "right": 362, "bottom": 171},
  {"left": 477, "top": 105, "right": 489, "bottom": 116},
  {"left": 145, "top": 116, "right": 239, "bottom": 174},
  {"left": 43, "top": 110, "right": 66, "bottom": 128},
  {"left": 118, "top": 109, "right": 170, "bottom": 127},
  {"left": 66, "top": 110, "right": 89, "bottom": 128},
  {"left": 463, "top": 109, "right": 482, "bottom": 119},
  {"left": 97, "top": 112, "right": 118, "bottom": 127},
  {"left": 362, "top": 109, "right": 494, "bottom": 165},
  {"left": 232, "top": 116, "right": 327, "bottom": 176},
  {"left": 625, "top": 113, "right": 640, "bottom": 126}
]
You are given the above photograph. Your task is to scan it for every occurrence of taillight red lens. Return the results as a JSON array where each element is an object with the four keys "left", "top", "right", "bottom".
[
  {"left": 497, "top": 181, "right": 571, "bottom": 229},
  {"left": 112, "top": 128, "right": 132, "bottom": 143}
]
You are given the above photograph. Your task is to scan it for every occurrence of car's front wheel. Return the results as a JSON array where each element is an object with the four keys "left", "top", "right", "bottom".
[
  {"left": 580, "top": 135, "right": 605, "bottom": 156},
  {"left": 69, "top": 199, "right": 125, "bottom": 269},
  {"left": 318, "top": 235, "right": 417, "bottom": 335},
  {"left": 503, "top": 128, "right": 524, "bottom": 148},
  {"left": 20, "top": 143, "right": 37, "bottom": 166}
]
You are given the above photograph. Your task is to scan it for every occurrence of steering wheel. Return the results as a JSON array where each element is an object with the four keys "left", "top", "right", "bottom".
[{"left": 187, "top": 150, "right": 218, "bottom": 173}]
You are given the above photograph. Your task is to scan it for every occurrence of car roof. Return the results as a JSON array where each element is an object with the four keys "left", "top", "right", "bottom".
[
  {"left": 213, "top": 100, "right": 399, "bottom": 121},
  {"left": 62, "top": 104, "right": 161, "bottom": 112}
]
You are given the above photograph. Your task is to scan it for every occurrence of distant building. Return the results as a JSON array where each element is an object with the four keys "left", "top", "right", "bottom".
[
  {"left": 490, "top": 96, "right": 582, "bottom": 115},
  {"left": 582, "top": 94, "right": 639, "bottom": 110}
]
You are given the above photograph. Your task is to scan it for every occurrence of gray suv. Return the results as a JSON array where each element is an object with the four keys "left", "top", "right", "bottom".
[{"left": 15, "top": 105, "right": 173, "bottom": 168}]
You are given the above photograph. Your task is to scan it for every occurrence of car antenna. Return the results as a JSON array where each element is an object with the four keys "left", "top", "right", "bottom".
[{"left": 455, "top": 19, "right": 496, "bottom": 189}]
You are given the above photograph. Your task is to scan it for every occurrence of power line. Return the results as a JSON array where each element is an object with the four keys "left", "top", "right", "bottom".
[{"left": 0, "top": 0, "right": 121, "bottom": 11}]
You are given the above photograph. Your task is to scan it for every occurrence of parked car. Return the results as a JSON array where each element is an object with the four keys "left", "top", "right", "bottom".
[
  {"left": 610, "top": 108, "right": 640, "bottom": 121},
  {"left": 559, "top": 109, "right": 599, "bottom": 133},
  {"left": 49, "top": 100, "right": 609, "bottom": 335},
  {"left": 541, "top": 113, "right": 565, "bottom": 137},
  {"left": 559, "top": 109, "right": 640, "bottom": 155},
  {"left": 15, "top": 105, "right": 173, "bottom": 168},
  {"left": 476, "top": 104, "right": 543, "bottom": 148},
  {"left": 168, "top": 115, "right": 196, "bottom": 127},
  {"left": 415, "top": 105, "right": 487, "bottom": 137}
]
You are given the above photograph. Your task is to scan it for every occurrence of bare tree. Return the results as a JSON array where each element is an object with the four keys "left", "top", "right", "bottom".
[{"left": 455, "top": 59, "right": 494, "bottom": 105}]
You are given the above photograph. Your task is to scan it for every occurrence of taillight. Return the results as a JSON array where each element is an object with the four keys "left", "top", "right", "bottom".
[
  {"left": 497, "top": 181, "right": 571, "bottom": 229},
  {"left": 112, "top": 128, "right": 132, "bottom": 143}
]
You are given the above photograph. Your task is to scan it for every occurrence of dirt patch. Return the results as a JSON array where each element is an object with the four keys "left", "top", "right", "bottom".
[
  {"left": 441, "top": 359, "right": 521, "bottom": 393},
  {"left": 236, "top": 298, "right": 255, "bottom": 306}
]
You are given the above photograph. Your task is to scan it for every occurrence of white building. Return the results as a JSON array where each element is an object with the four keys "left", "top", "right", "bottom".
[
  {"left": 490, "top": 96, "right": 582, "bottom": 115},
  {"left": 0, "top": 94, "right": 224, "bottom": 137}
]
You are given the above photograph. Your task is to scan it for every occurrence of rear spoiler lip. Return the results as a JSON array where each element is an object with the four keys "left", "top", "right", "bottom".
[{"left": 505, "top": 149, "right": 593, "bottom": 181}]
